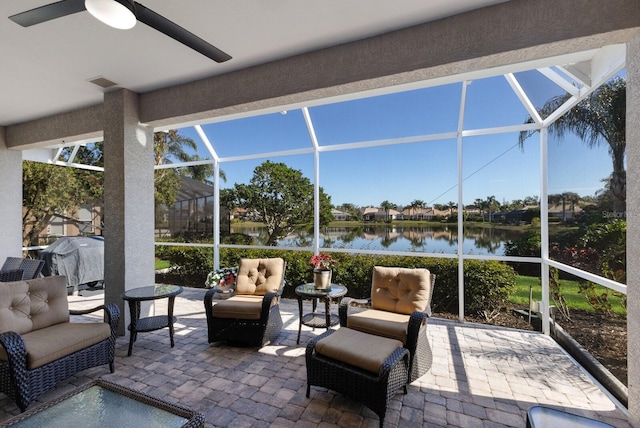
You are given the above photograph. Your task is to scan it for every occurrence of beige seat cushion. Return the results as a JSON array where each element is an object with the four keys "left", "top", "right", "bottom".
[
  {"left": 235, "top": 258, "right": 285, "bottom": 296},
  {"left": 315, "top": 328, "right": 403, "bottom": 374},
  {"left": 371, "top": 266, "right": 432, "bottom": 315},
  {"left": 211, "top": 295, "right": 265, "bottom": 320},
  {"left": 0, "top": 322, "right": 111, "bottom": 369},
  {"left": 347, "top": 309, "right": 410, "bottom": 344}
]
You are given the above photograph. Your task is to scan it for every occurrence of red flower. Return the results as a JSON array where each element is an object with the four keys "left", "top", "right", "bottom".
[{"left": 309, "top": 254, "right": 338, "bottom": 270}]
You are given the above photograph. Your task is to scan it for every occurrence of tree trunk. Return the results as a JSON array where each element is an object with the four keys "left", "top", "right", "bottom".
[{"left": 610, "top": 169, "right": 626, "bottom": 215}]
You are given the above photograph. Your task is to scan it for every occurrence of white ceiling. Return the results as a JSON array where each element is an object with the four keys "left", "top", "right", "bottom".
[{"left": 0, "top": 0, "right": 510, "bottom": 127}]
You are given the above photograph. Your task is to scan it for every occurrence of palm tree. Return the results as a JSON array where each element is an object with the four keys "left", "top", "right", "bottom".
[
  {"left": 379, "top": 200, "right": 397, "bottom": 222},
  {"left": 447, "top": 201, "right": 456, "bottom": 216},
  {"left": 408, "top": 199, "right": 425, "bottom": 219},
  {"left": 485, "top": 195, "right": 499, "bottom": 223},
  {"left": 519, "top": 77, "right": 626, "bottom": 213}
]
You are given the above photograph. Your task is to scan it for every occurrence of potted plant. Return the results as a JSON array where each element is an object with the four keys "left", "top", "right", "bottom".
[
  {"left": 309, "top": 254, "right": 338, "bottom": 289},
  {"left": 205, "top": 266, "right": 237, "bottom": 299}
]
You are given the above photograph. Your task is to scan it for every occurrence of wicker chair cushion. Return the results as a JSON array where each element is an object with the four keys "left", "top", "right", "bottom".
[
  {"left": 210, "top": 295, "right": 264, "bottom": 320},
  {"left": 371, "top": 266, "right": 432, "bottom": 315},
  {"left": 28, "top": 276, "right": 70, "bottom": 330},
  {"left": 0, "top": 322, "right": 111, "bottom": 369},
  {"left": 346, "top": 309, "right": 409, "bottom": 344},
  {"left": 0, "top": 281, "right": 32, "bottom": 334},
  {"left": 235, "top": 258, "right": 285, "bottom": 295},
  {"left": 315, "top": 327, "right": 403, "bottom": 374}
]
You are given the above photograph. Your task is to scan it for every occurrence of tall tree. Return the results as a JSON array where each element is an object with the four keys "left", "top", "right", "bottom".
[
  {"left": 519, "top": 77, "right": 626, "bottom": 213},
  {"left": 234, "top": 161, "right": 332, "bottom": 246},
  {"left": 379, "top": 200, "right": 397, "bottom": 222},
  {"left": 485, "top": 195, "right": 499, "bottom": 223},
  {"left": 22, "top": 162, "right": 102, "bottom": 246}
]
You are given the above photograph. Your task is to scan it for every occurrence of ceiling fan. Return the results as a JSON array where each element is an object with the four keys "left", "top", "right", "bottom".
[{"left": 9, "top": 0, "right": 232, "bottom": 63}]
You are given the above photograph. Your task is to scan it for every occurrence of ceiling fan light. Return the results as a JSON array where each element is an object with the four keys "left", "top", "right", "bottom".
[{"left": 85, "top": 0, "right": 136, "bottom": 30}]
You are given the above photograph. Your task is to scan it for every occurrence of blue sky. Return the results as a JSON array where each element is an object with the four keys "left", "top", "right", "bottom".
[{"left": 177, "top": 70, "right": 617, "bottom": 209}]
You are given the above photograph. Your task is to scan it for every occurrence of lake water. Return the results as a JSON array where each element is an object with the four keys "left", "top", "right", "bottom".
[{"left": 231, "top": 224, "right": 523, "bottom": 255}]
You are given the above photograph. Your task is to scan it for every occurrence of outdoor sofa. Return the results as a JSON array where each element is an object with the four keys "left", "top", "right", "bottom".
[{"left": 0, "top": 275, "right": 119, "bottom": 411}]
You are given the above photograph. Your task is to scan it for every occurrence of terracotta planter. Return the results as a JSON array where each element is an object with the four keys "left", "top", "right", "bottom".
[{"left": 313, "top": 270, "right": 332, "bottom": 290}]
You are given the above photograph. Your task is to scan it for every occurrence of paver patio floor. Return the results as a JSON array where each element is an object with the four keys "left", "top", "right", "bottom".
[{"left": 0, "top": 287, "right": 630, "bottom": 427}]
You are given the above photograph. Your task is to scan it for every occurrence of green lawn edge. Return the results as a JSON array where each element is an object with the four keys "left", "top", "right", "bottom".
[{"left": 513, "top": 275, "right": 626, "bottom": 315}]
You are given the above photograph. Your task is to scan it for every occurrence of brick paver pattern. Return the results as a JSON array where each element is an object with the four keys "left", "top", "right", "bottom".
[{"left": 0, "top": 287, "right": 629, "bottom": 427}]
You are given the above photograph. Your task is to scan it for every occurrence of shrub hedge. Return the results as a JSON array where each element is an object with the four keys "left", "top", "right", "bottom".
[{"left": 159, "top": 246, "right": 516, "bottom": 317}]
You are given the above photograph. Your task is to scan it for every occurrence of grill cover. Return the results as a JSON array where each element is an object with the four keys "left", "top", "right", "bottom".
[{"left": 39, "top": 236, "right": 104, "bottom": 287}]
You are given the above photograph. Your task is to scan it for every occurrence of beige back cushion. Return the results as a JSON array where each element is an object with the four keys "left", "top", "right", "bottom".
[
  {"left": 370, "top": 266, "right": 432, "bottom": 315},
  {"left": 28, "top": 276, "right": 70, "bottom": 330},
  {"left": 0, "top": 281, "right": 33, "bottom": 334},
  {"left": 235, "top": 258, "right": 285, "bottom": 295}
]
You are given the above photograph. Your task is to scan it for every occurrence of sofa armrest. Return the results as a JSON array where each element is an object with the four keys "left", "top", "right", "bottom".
[
  {"left": 0, "top": 331, "right": 28, "bottom": 382},
  {"left": 69, "top": 303, "right": 120, "bottom": 337},
  {"left": 338, "top": 297, "right": 371, "bottom": 327}
]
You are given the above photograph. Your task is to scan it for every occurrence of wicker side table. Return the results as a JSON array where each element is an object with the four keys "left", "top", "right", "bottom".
[{"left": 122, "top": 284, "right": 183, "bottom": 356}]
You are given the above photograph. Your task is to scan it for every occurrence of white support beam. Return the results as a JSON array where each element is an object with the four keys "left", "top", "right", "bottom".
[
  {"left": 194, "top": 124, "right": 219, "bottom": 161},
  {"left": 537, "top": 67, "right": 580, "bottom": 96},
  {"left": 66, "top": 144, "right": 81, "bottom": 165},
  {"left": 540, "top": 128, "right": 550, "bottom": 335},
  {"left": 590, "top": 43, "right": 627, "bottom": 91},
  {"left": 302, "top": 107, "right": 321, "bottom": 254},
  {"left": 558, "top": 61, "right": 592, "bottom": 87},
  {"left": 457, "top": 81, "right": 469, "bottom": 323},
  {"left": 505, "top": 73, "right": 543, "bottom": 124}
]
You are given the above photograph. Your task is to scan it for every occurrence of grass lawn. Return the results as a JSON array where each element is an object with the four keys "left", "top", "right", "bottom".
[
  {"left": 155, "top": 259, "right": 170, "bottom": 270},
  {"left": 513, "top": 275, "right": 626, "bottom": 315}
]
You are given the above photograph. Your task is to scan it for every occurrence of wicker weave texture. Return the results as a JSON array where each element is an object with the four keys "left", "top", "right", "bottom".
[
  {"left": 306, "top": 329, "right": 408, "bottom": 428},
  {"left": 0, "top": 303, "right": 119, "bottom": 412},
  {"left": 0, "top": 269, "right": 23, "bottom": 282}
]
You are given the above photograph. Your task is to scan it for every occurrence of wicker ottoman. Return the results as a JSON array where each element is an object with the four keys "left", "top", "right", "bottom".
[{"left": 306, "top": 328, "right": 409, "bottom": 428}]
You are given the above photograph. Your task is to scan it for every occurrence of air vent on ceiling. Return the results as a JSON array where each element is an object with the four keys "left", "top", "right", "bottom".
[{"left": 88, "top": 76, "right": 118, "bottom": 89}]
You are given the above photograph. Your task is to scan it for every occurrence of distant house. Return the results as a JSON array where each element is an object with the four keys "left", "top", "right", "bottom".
[
  {"left": 402, "top": 207, "right": 435, "bottom": 220},
  {"left": 331, "top": 209, "right": 351, "bottom": 221},
  {"left": 361, "top": 207, "right": 379, "bottom": 221},
  {"left": 548, "top": 203, "right": 583, "bottom": 221},
  {"left": 360, "top": 206, "right": 403, "bottom": 221}
]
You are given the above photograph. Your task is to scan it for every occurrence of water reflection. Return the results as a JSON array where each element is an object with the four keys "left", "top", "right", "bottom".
[{"left": 230, "top": 224, "right": 523, "bottom": 255}]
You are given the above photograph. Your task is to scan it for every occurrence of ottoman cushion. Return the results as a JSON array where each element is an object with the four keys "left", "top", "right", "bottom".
[{"left": 315, "top": 327, "right": 403, "bottom": 373}]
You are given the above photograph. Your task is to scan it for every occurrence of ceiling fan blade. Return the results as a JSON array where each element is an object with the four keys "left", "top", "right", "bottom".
[
  {"left": 9, "top": 0, "right": 86, "bottom": 27},
  {"left": 134, "top": 2, "right": 232, "bottom": 63}
]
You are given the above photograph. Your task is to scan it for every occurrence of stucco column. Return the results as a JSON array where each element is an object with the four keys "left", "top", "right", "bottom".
[
  {"left": 103, "top": 89, "right": 155, "bottom": 335},
  {"left": 0, "top": 127, "right": 24, "bottom": 262},
  {"left": 627, "top": 34, "right": 640, "bottom": 427}
]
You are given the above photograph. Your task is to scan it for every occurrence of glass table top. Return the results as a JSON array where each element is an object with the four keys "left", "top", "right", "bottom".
[
  {"left": 295, "top": 283, "right": 347, "bottom": 298},
  {"left": 8, "top": 385, "right": 188, "bottom": 428},
  {"left": 122, "top": 284, "right": 183, "bottom": 300}
]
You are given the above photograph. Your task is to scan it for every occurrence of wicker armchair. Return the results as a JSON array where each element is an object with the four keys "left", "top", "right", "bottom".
[
  {"left": 1, "top": 257, "right": 45, "bottom": 280},
  {"left": 339, "top": 266, "right": 435, "bottom": 383},
  {"left": 204, "top": 258, "right": 286, "bottom": 347}
]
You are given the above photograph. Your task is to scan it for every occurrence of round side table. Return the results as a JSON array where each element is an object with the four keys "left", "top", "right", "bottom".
[
  {"left": 294, "top": 283, "right": 347, "bottom": 344},
  {"left": 122, "top": 284, "right": 183, "bottom": 356}
]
